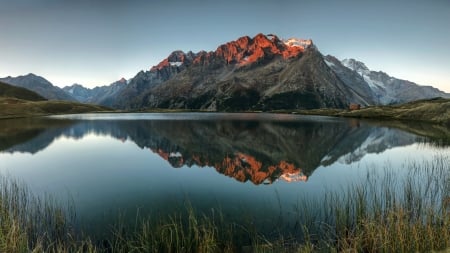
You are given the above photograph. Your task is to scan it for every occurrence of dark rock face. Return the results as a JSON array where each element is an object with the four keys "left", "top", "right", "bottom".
[{"left": 0, "top": 74, "right": 76, "bottom": 101}]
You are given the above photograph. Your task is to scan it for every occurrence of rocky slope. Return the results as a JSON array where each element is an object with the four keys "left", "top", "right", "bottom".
[{"left": 0, "top": 73, "right": 76, "bottom": 101}]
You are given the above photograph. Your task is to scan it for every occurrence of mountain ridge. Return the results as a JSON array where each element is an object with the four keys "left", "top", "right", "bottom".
[
  {"left": 63, "top": 78, "right": 127, "bottom": 106},
  {"left": 109, "top": 33, "right": 376, "bottom": 110},
  {"left": 106, "top": 33, "right": 449, "bottom": 110},
  {"left": 0, "top": 73, "right": 76, "bottom": 101},
  {"left": 3, "top": 33, "right": 448, "bottom": 110}
]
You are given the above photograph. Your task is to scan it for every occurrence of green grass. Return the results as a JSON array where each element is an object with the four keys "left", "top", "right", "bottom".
[
  {"left": 340, "top": 97, "right": 450, "bottom": 125},
  {"left": 277, "top": 97, "right": 450, "bottom": 125},
  {"left": 0, "top": 155, "right": 449, "bottom": 252},
  {"left": 0, "top": 81, "right": 111, "bottom": 119},
  {"left": 0, "top": 97, "right": 111, "bottom": 119},
  {"left": 0, "top": 81, "right": 46, "bottom": 102}
]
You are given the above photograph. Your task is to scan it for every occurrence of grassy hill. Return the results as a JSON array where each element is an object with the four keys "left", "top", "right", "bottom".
[
  {"left": 0, "top": 81, "right": 111, "bottom": 119},
  {"left": 339, "top": 97, "right": 450, "bottom": 125},
  {"left": 0, "top": 81, "right": 46, "bottom": 101},
  {"left": 0, "top": 97, "right": 111, "bottom": 119},
  {"left": 283, "top": 97, "right": 450, "bottom": 125}
]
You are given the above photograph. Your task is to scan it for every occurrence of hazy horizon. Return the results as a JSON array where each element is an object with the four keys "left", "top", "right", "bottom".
[{"left": 0, "top": 0, "right": 449, "bottom": 92}]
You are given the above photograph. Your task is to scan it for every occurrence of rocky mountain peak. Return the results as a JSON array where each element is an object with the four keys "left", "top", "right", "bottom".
[
  {"left": 213, "top": 33, "right": 312, "bottom": 66},
  {"left": 150, "top": 50, "right": 196, "bottom": 71},
  {"left": 148, "top": 34, "right": 315, "bottom": 72},
  {"left": 283, "top": 38, "right": 314, "bottom": 48}
]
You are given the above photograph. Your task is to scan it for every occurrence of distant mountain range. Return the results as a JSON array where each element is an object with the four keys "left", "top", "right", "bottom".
[
  {"left": 325, "top": 56, "right": 448, "bottom": 104},
  {"left": 62, "top": 78, "right": 127, "bottom": 107},
  {"left": 1, "top": 33, "right": 448, "bottom": 110},
  {"left": 0, "top": 73, "right": 76, "bottom": 101}
]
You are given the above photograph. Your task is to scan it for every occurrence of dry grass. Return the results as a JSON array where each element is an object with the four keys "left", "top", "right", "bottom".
[{"left": 0, "top": 155, "right": 449, "bottom": 252}]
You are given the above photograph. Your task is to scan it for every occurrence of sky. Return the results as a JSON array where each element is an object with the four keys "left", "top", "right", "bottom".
[{"left": 0, "top": 0, "right": 449, "bottom": 92}]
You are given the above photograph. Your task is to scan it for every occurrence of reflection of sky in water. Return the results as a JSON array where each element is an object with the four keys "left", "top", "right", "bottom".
[{"left": 0, "top": 115, "right": 449, "bottom": 232}]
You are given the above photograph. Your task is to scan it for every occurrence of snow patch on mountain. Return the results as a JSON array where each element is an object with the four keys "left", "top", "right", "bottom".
[
  {"left": 283, "top": 38, "right": 313, "bottom": 48},
  {"left": 266, "top": 34, "right": 276, "bottom": 40},
  {"left": 324, "top": 59, "right": 335, "bottom": 67},
  {"left": 169, "top": 61, "right": 183, "bottom": 67}
]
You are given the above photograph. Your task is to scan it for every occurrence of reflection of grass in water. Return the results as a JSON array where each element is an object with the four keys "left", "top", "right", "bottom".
[{"left": 1, "top": 155, "right": 449, "bottom": 252}]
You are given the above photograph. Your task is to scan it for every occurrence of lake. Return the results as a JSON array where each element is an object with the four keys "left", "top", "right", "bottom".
[{"left": 0, "top": 113, "right": 448, "bottom": 238}]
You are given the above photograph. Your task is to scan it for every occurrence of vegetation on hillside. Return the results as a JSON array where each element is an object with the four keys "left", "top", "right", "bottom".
[
  {"left": 0, "top": 81, "right": 46, "bottom": 101},
  {"left": 281, "top": 97, "right": 450, "bottom": 125},
  {"left": 0, "top": 156, "right": 448, "bottom": 252},
  {"left": 0, "top": 97, "right": 110, "bottom": 119},
  {"left": 340, "top": 97, "right": 450, "bottom": 124},
  {"left": 0, "top": 81, "right": 110, "bottom": 119}
]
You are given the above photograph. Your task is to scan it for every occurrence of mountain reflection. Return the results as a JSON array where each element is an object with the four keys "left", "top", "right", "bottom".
[{"left": 1, "top": 115, "right": 442, "bottom": 185}]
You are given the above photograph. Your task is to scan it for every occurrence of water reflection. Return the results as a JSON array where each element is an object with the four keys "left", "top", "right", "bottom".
[{"left": 1, "top": 114, "right": 445, "bottom": 185}]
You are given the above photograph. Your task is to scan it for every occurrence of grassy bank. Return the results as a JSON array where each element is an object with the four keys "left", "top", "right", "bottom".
[
  {"left": 282, "top": 97, "right": 450, "bottom": 125},
  {"left": 1, "top": 156, "right": 449, "bottom": 252},
  {"left": 0, "top": 97, "right": 111, "bottom": 119}
]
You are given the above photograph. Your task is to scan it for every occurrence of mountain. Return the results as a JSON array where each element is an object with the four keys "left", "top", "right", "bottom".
[
  {"left": 63, "top": 84, "right": 91, "bottom": 102},
  {"left": 0, "top": 74, "right": 76, "bottom": 101},
  {"left": 4, "top": 34, "right": 447, "bottom": 110},
  {"left": 0, "top": 81, "right": 46, "bottom": 101},
  {"left": 338, "top": 58, "right": 450, "bottom": 104},
  {"left": 111, "top": 33, "right": 373, "bottom": 110},
  {"left": 63, "top": 78, "right": 127, "bottom": 106}
]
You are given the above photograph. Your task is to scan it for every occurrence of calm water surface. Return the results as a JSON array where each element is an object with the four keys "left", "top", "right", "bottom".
[{"left": 0, "top": 113, "right": 448, "bottom": 235}]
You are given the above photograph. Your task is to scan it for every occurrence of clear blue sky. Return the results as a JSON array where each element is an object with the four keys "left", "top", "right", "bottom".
[{"left": 0, "top": 0, "right": 449, "bottom": 92}]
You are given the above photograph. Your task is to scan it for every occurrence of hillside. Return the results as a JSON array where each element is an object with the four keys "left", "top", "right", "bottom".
[
  {"left": 0, "top": 81, "right": 46, "bottom": 101},
  {"left": 339, "top": 98, "right": 450, "bottom": 124},
  {"left": 288, "top": 98, "right": 450, "bottom": 125},
  {"left": 0, "top": 97, "right": 111, "bottom": 119}
]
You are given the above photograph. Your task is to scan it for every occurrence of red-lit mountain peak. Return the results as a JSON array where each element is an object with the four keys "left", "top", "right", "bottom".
[
  {"left": 150, "top": 50, "right": 195, "bottom": 71},
  {"left": 213, "top": 33, "right": 314, "bottom": 66},
  {"left": 149, "top": 34, "right": 314, "bottom": 72}
]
